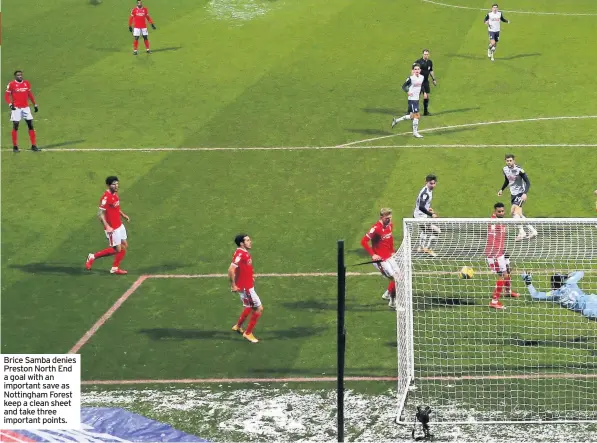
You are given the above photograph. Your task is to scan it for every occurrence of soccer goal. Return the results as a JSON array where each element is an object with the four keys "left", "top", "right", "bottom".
[{"left": 393, "top": 218, "right": 597, "bottom": 424}]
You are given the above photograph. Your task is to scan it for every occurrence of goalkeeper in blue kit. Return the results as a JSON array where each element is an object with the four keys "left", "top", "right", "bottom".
[{"left": 521, "top": 271, "right": 597, "bottom": 320}]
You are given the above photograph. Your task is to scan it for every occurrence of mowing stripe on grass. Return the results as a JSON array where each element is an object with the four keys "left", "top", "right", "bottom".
[
  {"left": 68, "top": 276, "right": 148, "bottom": 354},
  {"left": 421, "top": 0, "right": 597, "bottom": 16}
]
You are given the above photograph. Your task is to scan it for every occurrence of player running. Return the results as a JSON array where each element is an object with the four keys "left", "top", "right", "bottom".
[
  {"left": 521, "top": 271, "right": 597, "bottom": 320},
  {"left": 361, "top": 208, "right": 399, "bottom": 310},
  {"left": 129, "top": 0, "right": 156, "bottom": 55},
  {"left": 484, "top": 3, "right": 509, "bottom": 62},
  {"left": 228, "top": 234, "right": 263, "bottom": 343},
  {"left": 391, "top": 64, "right": 424, "bottom": 138},
  {"left": 486, "top": 202, "right": 520, "bottom": 310},
  {"left": 5, "top": 70, "right": 40, "bottom": 152},
  {"left": 85, "top": 176, "right": 131, "bottom": 274},
  {"left": 414, "top": 175, "right": 440, "bottom": 257},
  {"left": 497, "top": 154, "right": 538, "bottom": 241}
]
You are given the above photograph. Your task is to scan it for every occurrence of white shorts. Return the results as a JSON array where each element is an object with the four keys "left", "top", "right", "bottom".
[
  {"left": 487, "top": 255, "right": 509, "bottom": 274},
  {"left": 373, "top": 258, "right": 399, "bottom": 279},
  {"left": 105, "top": 224, "right": 127, "bottom": 247},
  {"left": 238, "top": 288, "right": 262, "bottom": 308},
  {"left": 133, "top": 27, "right": 149, "bottom": 37},
  {"left": 10, "top": 107, "right": 33, "bottom": 122}
]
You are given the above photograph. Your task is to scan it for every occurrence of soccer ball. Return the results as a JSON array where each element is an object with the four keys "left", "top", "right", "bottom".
[{"left": 459, "top": 266, "right": 474, "bottom": 279}]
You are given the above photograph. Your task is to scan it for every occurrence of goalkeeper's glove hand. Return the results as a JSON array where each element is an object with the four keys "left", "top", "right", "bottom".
[
  {"left": 129, "top": 26, "right": 133, "bottom": 33},
  {"left": 9, "top": 103, "right": 16, "bottom": 111},
  {"left": 151, "top": 23, "right": 156, "bottom": 29},
  {"left": 34, "top": 104, "right": 39, "bottom": 113}
]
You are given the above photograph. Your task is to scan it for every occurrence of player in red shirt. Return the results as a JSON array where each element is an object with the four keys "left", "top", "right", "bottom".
[
  {"left": 128, "top": 1, "right": 156, "bottom": 55},
  {"left": 361, "top": 208, "right": 399, "bottom": 310},
  {"left": 85, "top": 176, "right": 131, "bottom": 275},
  {"left": 5, "top": 70, "right": 40, "bottom": 152},
  {"left": 228, "top": 234, "right": 262, "bottom": 343},
  {"left": 485, "top": 202, "right": 519, "bottom": 309}
]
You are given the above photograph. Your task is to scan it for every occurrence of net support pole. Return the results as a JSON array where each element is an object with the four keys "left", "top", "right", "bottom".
[{"left": 337, "top": 240, "right": 346, "bottom": 442}]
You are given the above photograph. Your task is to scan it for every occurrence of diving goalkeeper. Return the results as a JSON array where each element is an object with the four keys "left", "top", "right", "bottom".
[{"left": 521, "top": 271, "right": 597, "bottom": 320}]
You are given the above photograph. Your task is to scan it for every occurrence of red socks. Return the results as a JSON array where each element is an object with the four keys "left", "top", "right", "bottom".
[
  {"left": 113, "top": 248, "right": 126, "bottom": 268},
  {"left": 504, "top": 275, "right": 511, "bottom": 294},
  {"left": 144, "top": 39, "right": 150, "bottom": 50},
  {"left": 11, "top": 130, "right": 18, "bottom": 146},
  {"left": 28, "top": 129, "right": 36, "bottom": 145},
  {"left": 236, "top": 307, "right": 252, "bottom": 328},
  {"left": 492, "top": 279, "right": 504, "bottom": 301},
  {"left": 133, "top": 40, "right": 139, "bottom": 50},
  {"left": 94, "top": 247, "right": 117, "bottom": 259},
  {"left": 245, "top": 311, "right": 262, "bottom": 335}
]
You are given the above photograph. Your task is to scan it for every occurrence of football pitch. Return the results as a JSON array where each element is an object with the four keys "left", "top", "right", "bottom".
[{"left": 2, "top": 0, "right": 597, "bottom": 441}]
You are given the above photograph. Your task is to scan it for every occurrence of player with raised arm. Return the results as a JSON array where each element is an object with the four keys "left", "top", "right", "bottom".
[
  {"left": 129, "top": 1, "right": 156, "bottom": 55},
  {"left": 228, "top": 234, "right": 263, "bottom": 343},
  {"left": 414, "top": 175, "right": 440, "bottom": 257},
  {"left": 413, "top": 49, "right": 437, "bottom": 116},
  {"left": 391, "top": 64, "right": 424, "bottom": 138},
  {"left": 5, "top": 70, "right": 40, "bottom": 152},
  {"left": 361, "top": 208, "right": 399, "bottom": 310},
  {"left": 484, "top": 3, "right": 509, "bottom": 62},
  {"left": 521, "top": 271, "right": 597, "bottom": 320},
  {"left": 85, "top": 176, "right": 131, "bottom": 274},
  {"left": 497, "top": 154, "right": 538, "bottom": 241},
  {"left": 485, "top": 202, "right": 520, "bottom": 310}
]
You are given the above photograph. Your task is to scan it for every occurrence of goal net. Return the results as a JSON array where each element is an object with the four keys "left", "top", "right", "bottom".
[{"left": 393, "top": 218, "right": 597, "bottom": 424}]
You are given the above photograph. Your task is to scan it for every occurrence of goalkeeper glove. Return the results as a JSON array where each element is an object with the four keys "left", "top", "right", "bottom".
[
  {"left": 151, "top": 23, "right": 156, "bottom": 30},
  {"left": 9, "top": 103, "right": 16, "bottom": 111},
  {"left": 34, "top": 104, "right": 39, "bottom": 113},
  {"left": 129, "top": 26, "right": 133, "bottom": 33}
]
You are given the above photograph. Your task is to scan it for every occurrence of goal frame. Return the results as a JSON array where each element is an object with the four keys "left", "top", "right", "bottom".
[{"left": 395, "top": 217, "right": 597, "bottom": 425}]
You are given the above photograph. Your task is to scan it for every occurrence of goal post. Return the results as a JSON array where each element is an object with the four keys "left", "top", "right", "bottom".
[{"left": 393, "top": 217, "right": 597, "bottom": 424}]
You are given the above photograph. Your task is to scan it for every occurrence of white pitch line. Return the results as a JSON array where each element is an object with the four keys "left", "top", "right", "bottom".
[
  {"left": 338, "top": 115, "right": 597, "bottom": 147},
  {"left": 421, "top": 0, "right": 597, "bottom": 16}
]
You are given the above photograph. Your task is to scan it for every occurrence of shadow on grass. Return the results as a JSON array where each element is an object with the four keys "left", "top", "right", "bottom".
[
  {"left": 10, "top": 261, "right": 189, "bottom": 276},
  {"left": 413, "top": 294, "right": 476, "bottom": 310},
  {"left": 361, "top": 107, "right": 397, "bottom": 116},
  {"left": 282, "top": 299, "right": 391, "bottom": 312},
  {"left": 429, "top": 107, "right": 481, "bottom": 116},
  {"left": 44, "top": 139, "right": 86, "bottom": 149},
  {"left": 446, "top": 53, "right": 541, "bottom": 61},
  {"left": 345, "top": 128, "right": 393, "bottom": 136},
  {"left": 151, "top": 46, "right": 183, "bottom": 53},
  {"left": 139, "top": 326, "right": 329, "bottom": 341}
]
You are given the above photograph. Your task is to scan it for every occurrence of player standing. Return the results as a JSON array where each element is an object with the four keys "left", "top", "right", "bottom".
[
  {"left": 414, "top": 175, "right": 440, "bottom": 257},
  {"left": 497, "top": 154, "right": 538, "bottom": 241},
  {"left": 228, "top": 234, "right": 263, "bottom": 343},
  {"left": 361, "top": 208, "right": 399, "bottom": 310},
  {"left": 413, "top": 49, "right": 437, "bottom": 116},
  {"left": 391, "top": 64, "right": 424, "bottom": 138},
  {"left": 85, "top": 176, "right": 131, "bottom": 274},
  {"left": 485, "top": 202, "right": 520, "bottom": 310},
  {"left": 5, "top": 70, "right": 40, "bottom": 152},
  {"left": 129, "top": 1, "right": 156, "bottom": 55},
  {"left": 484, "top": 3, "right": 509, "bottom": 62}
]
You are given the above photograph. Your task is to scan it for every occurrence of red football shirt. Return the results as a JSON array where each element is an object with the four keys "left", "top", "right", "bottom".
[
  {"left": 484, "top": 214, "right": 505, "bottom": 257},
  {"left": 231, "top": 248, "right": 254, "bottom": 290},
  {"left": 129, "top": 7, "right": 153, "bottom": 28},
  {"left": 5, "top": 80, "right": 35, "bottom": 108},
  {"left": 99, "top": 190, "right": 122, "bottom": 229},
  {"left": 365, "top": 221, "right": 394, "bottom": 260}
]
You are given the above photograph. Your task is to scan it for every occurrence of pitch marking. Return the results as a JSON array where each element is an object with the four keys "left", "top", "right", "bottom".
[{"left": 421, "top": 0, "right": 597, "bottom": 16}]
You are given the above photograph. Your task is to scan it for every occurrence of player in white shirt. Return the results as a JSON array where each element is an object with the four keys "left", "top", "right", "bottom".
[
  {"left": 497, "top": 154, "right": 538, "bottom": 241},
  {"left": 484, "top": 3, "right": 509, "bottom": 61},
  {"left": 391, "top": 64, "right": 424, "bottom": 138},
  {"left": 414, "top": 174, "right": 440, "bottom": 257}
]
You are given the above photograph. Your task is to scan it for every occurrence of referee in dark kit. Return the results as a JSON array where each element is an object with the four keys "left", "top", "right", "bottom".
[{"left": 413, "top": 49, "right": 437, "bottom": 116}]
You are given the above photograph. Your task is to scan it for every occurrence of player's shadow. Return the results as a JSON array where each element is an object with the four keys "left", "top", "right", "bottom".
[
  {"left": 9, "top": 263, "right": 87, "bottom": 276},
  {"left": 282, "top": 299, "right": 385, "bottom": 312},
  {"left": 361, "top": 108, "right": 397, "bottom": 116},
  {"left": 413, "top": 294, "right": 476, "bottom": 310},
  {"left": 152, "top": 46, "right": 183, "bottom": 53},
  {"left": 44, "top": 139, "right": 86, "bottom": 149},
  {"left": 500, "top": 53, "right": 542, "bottom": 60},
  {"left": 139, "top": 326, "right": 328, "bottom": 341},
  {"left": 447, "top": 53, "right": 541, "bottom": 61},
  {"left": 430, "top": 107, "right": 481, "bottom": 116},
  {"left": 345, "top": 128, "right": 393, "bottom": 136}
]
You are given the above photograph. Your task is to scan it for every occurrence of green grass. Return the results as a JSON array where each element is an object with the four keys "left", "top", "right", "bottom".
[{"left": 2, "top": 0, "right": 597, "bottom": 440}]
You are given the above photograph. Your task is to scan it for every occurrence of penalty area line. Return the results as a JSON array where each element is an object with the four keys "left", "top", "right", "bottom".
[{"left": 420, "top": 0, "right": 597, "bottom": 16}]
